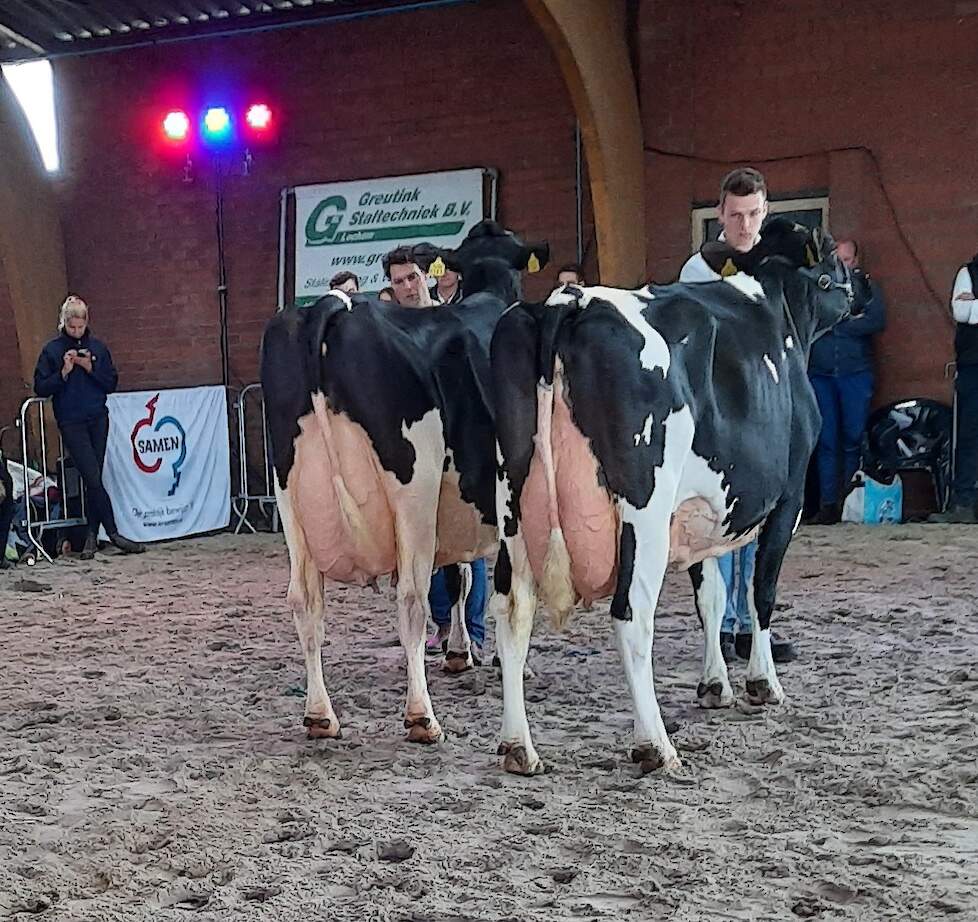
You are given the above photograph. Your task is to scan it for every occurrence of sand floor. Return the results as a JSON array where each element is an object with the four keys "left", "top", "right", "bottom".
[{"left": 1, "top": 524, "right": 976, "bottom": 921}]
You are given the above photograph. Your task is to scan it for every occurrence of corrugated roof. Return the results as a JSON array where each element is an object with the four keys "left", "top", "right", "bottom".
[{"left": 0, "top": 0, "right": 463, "bottom": 62}]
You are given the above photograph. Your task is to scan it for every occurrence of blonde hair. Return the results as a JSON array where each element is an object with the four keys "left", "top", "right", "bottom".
[{"left": 58, "top": 295, "right": 88, "bottom": 332}]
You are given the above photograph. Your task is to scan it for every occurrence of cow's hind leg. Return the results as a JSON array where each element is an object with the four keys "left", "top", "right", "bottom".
[
  {"left": 443, "top": 563, "right": 474, "bottom": 674},
  {"left": 745, "top": 502, "right": 798, "bottom": 705},
  {"left": 614, "top": 502, "right": 680, "bottom": 772},
  {"left": 276, "top": 483, "right": 340, "bottom": 739},
  {"left": 690, "top": 557, "right": 734, "bottom": 708},
  {"left": 495, "top": 535, "right": 543, "bottom": 776}
]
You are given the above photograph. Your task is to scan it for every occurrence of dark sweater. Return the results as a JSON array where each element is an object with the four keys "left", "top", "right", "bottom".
[{"left": 33, "top": 331, "right": 119, "bottom": 424}]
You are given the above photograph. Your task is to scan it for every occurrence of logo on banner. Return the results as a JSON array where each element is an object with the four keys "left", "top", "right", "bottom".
[{"left": 130, "top": 394, "right": 187, "bottom": 497}]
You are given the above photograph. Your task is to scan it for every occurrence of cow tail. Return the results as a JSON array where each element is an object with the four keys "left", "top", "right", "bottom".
[{"left": 535, "top": 302, "right": 578, "bottom": 629}]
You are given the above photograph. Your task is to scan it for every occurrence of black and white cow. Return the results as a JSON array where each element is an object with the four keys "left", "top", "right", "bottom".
[
  {"left": 261, "top": 220, "right": 548, "bottom": 743},
  {"left": 489, "top": 220, "right": 852, "bottom": 775}
]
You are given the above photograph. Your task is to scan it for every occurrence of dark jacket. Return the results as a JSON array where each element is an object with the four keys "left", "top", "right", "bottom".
[
  {"left": 33, "top": 331, "right": 119, "bottom": 424},
  {"left": 808, "top": 270, "right": 886, "bottom": 377}
]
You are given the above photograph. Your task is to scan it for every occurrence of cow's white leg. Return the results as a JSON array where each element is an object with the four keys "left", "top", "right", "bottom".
[
  {"left": 495, "top": 532, "right": 542, "bottom": 775},
  {"left": 692, "top": 557, "right": 734, "bottom": 708},
  {"left": 276, "top": 482, "right": 340, "bottom": 738},
  {"left": 614, "top": 499, "right": 680, "bottom": 772},
  {"left": 444, "top": 563, "right": 474, "bottom": 674}
]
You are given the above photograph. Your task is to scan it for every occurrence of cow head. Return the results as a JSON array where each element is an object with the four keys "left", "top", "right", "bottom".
[
  {"left": 703, "top": 218, "right": 853, "bottom": 351},
  {"left": 440, "top": 220, "right": 550, "bottom": 302}
]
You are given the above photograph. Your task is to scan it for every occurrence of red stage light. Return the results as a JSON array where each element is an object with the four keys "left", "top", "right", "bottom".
[
  {"left": 245, "top": 103, "right": 272, "bottom": 131},
  {"left": 162, "top": 109, "right": 190, "bottom": 142}
]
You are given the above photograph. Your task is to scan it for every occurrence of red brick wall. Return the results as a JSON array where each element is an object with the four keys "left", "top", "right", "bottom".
[
  {"left": 638, "top": 0, "right": 978, "bottom": 406},
  {"left": 0, "top": 272, "right": 25, "bottom": 436},
  {"left": 31, "top": 0, "right": 978, "bottom": 415},
  {"left": 52, "top": 0, "right": 581, "bottom": 393}
]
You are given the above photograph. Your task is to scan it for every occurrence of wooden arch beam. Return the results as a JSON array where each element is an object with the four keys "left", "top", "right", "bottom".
[{"left": 525, "top": 0, "right": 645, "bottom": 286}]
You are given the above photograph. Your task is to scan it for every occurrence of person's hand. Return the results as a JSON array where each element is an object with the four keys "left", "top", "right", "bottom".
[
  {"left": 955, "top": 292, "right": 976, "bottom": 301},
  {"left": 74, "top": 355, "right": 93, "bottom": 373},
  {"left": 61, "top": 350, "right": 76, "bottom": 379}
]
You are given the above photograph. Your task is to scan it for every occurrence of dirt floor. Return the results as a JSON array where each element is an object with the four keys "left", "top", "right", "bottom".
[{"left": 1, "top": 524, "right": 976, "bottom": 921}]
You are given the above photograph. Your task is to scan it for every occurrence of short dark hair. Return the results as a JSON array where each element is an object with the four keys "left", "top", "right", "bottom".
[
  {"left": 378, "top": 286, "right": 396, "bottom": 301},
  {"left": 383, "top": 245, "right": 424, "bottom": 280},
  {"left": 719, "top": 167, "right": 767, "bottom": 207},
  {"left": 329, "top": 270, "right": 359, "bottom": 289},
  {"left": 556, "top": 263, "right": 585, "bottom": 284}
]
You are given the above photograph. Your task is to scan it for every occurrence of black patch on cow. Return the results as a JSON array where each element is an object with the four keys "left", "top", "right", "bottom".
[
  {"left": 610, "top": 522, "right": 636, "bottom": 621},
  {"left": 492, "top": 304, "right": 545, "bottom": 537},
  {"left": 558, "top": 297, "right": 682, "bottom": 511},
  {"left": 688, "top": 562, "right": 705, "bottom": 629},
  {"left": 443, "top": 563, "right": 462, "bottom": 607},
  {"left": 494, "top": 542, "right": 512, "bottom": 595}
]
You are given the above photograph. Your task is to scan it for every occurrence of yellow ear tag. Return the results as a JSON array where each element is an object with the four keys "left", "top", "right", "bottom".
[
  {"left": 720, "top": 258, "right": 739, "bottom": 278},
  {"left": 527, "top": 253, "right": 541, "bottom": 274},
  {"left": 428, "top": 256, "right": 445, "bottom": 278}
]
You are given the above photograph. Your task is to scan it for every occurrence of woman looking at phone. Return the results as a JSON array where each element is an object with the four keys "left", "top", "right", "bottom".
[{"left": 33, "top": 296, "right": 144, "bottom": 559}]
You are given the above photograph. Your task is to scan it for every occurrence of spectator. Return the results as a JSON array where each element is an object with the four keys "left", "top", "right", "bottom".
[
  {"left": 377, "top": 286, "right": 396, "bottom": 303},
  {"left": 329, "top": 270, "right": 359, "bottom": 294},
  {"left": 382, "top": 244, "right": 487, "bottom": 661},
  {"left": 807, "top": 239, "right": 886, "bottom": 524},
  {"left": 0, "top": 456, "right": 13, "bottom": 569},
  {"left": 382, "top": 245, "right": 434, "bottom": 308},
  {"left": 555, "top": 263, "right": 586, "bottom": 286},
  {"left": 433, "top": 266, "right": 463, "bottom": 305},
  {"left": 33, "top": 296, "right": 144, "bottom": 559},
  {"left": 928, "top": 254, "right": 978, "bottom": 523},
  {"left": 680, "top": 167, "right": 797, "bottom": 664}
]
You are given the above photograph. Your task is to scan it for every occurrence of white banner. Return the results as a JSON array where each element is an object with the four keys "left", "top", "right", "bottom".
[
  {"left": 293, "top": 168, "right": 484, "bottom": 302},
  {"left": 101, "top": 386, "right": 230, "bottom": 542}
]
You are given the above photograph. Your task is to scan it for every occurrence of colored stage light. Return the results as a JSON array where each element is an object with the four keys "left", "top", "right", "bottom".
[
  {"left": 202, "top": 106, "right": 232, "bottom": 142},
  {"left": 245, "top": 103, "right": 272, "bottom": 131},
  {"left": 162, "top": 109, "right": 190, "bottom": 142}
]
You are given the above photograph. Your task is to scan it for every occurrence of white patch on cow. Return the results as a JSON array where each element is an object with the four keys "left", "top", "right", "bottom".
[
  {"left": 572, "top": 285, "right": 671, "bottom": 374},
  {"left": 781, "top": 349, "right": 787, "bottom": 360},
  {"left": 680, "top": 335, "right": 689, "bottom": 345},
  {"left": 671, "top": 408, "right": 731, "bottom": 519},
  {"left": 633, "top": 412, "right": 655, "bottom": 447},
  {"left": 327, "top": 288, "right": 353, "bottom": 310},
  {"left": 545, "top": 287, "right": 580, "bottom": 308},
  {"left": 763, "top": 354, "right": 780, "bottom": 383},
  {"left": 723, "top": 273, "right": 764, "bottom": 301},
  {"left": 400, "top": 409, "right": 444, "bottom": 469},
  {"left": 793, "top": 508, "right": 803, "bottom": 535},
  {"left": 785, "top": 335, "right": 794, "bottom": 350}
]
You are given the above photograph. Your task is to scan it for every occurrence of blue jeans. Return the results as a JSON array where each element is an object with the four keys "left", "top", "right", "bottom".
[
  {"left": 810, "top": 372, "right": 875, "bottom": 505},
  {"left": 429, "top": 559, "right": 487, "bottom": 646},
  {"left": 717, "top": 542, "right": 757, "bottom": 634}
]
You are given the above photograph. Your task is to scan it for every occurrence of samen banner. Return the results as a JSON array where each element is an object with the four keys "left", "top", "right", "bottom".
[
  {"left": 101, "top": 386, "right": 230, "bottom": 542},
  {"left": 293, "top": 168, "right": 484, "bottom": 303}
]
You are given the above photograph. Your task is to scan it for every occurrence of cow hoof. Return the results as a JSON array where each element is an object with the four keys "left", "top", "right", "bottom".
[
  {"left": 304, "top": 716, "right": 342, "bottom": 739},
  {"left": 697, "top": 679, "right": 734, "bottom": 709},
  {"left": 745, "top": 678, "right": 785, "bottom": 706},
  {"left": 443, "top": 650, "right": 473, "bottom": 674},
  {"left": 631, "top": 744, "right": 681, "bottom": 773},
  {"left": 500, "top": 743, "right": 544, "bottom": 776},
  {"left": 404, "top": 715, "right": 442, "bottom": 744}
]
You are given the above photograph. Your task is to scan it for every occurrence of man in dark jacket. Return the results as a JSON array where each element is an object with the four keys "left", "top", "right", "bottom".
[
  {"left": 808, "top": 239, "right": 886, "bottom": 523},
  {"left": 33, "top": 296, "right": 144, "bottom": 558},
  {"left": 928, "top": 254, "right": 978, "bottom": 523}
]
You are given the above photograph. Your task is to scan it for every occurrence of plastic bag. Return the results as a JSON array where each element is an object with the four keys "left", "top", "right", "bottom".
[{"left": 842, "top": 470, "right": 903, "bottom": 524}]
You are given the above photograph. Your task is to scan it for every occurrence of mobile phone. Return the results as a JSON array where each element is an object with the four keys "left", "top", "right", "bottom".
[{"left": 76, "top": 349, "right": 90, "bottom": 357}]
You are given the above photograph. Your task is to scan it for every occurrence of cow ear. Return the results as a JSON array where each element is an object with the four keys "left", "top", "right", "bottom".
[
  {"left": 522, "top": 242, "right": 550, "bottom": 273},
  {"left": 701, "top": 241, "right": 745, "bottom": 276}
]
